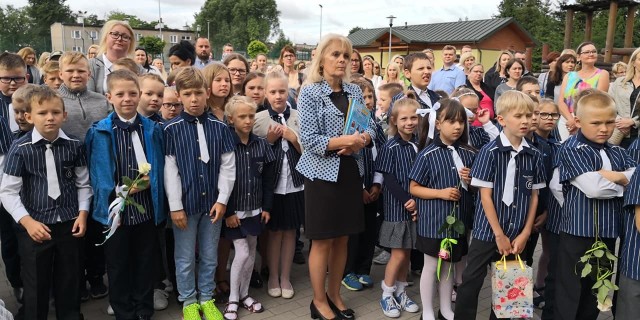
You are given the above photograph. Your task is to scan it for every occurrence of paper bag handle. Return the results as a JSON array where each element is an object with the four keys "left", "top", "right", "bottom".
[{"left": 495, "top": 254, "right": 525, "bottom": 271}]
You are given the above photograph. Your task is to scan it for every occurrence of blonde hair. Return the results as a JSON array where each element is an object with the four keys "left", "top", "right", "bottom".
[
  {"left": 139, "top": 73, "right": 165, "bottom": 86},
  {"left": 385, "top": 62, "right": 400, "bottom": 81},
  {"left": 538, "top": 98, "right": 559, "bottom": 112},
  {"left": 112, "top": 58, "right": 140, "bottom": 75},
  {"left": 152, "top": 58, "right": 168, "bottom": 81},
  {"left": 459, "top": 52, "right": 476, "bottom": 69},
  {"left": 575, "top": 90, "right": 615, "bottom": 118},
  {"left": 224, "top": 95, "right": 257, "bottom": 117},
  {"left": 304, "top": 34, "right": 353, "bottom": 85},
  {"left": 27, "top": 86, "right": 64, "bottom": 112},
  {"left": 41, "top": 61, "right": 60, "bottom": 75},
  {"left": 87, "top": 44, "right": 99, "bottom": 54},
  {"left": 37, "top": 52, "right": 50, "bottom": 69},
  {"left": 612, "top": 61, "right": 627, "bottom": 75},
  {"left": 59, "top": 52, "right": 88, "bottom": 69},
  {"left": 17, "top": 47, "right": 36, "bottom": 64},
  {"left": 202, "top": 62, "right": 233, "bottom": 109},
  {"left": 174, "top": 66, "right": 207, "bottom": 93},
  {"left": 98, "top": 20, "right": 136, "bottom": 56},
  {"left": 451, "top": 87, "right": 479, "bottom": 102},
  {"left": 106, "top": 69, "right": 139, "bottom": 93},
  {"left": 12, "top": 84, "right": 39, "bottom": 108},
  {"left": 388, "top": 96, "right": 419, "bottom": 136},
  {"left": 624, "top": 47, "right": 640, "bottom": 83},
  {"left": 265, "top": 71, "right": 288, "bottom": 89},
  {"left": 495, "top": 50, "right": 514, "bottom": 74},
  {"left": 495, "top": 90, "right": 535, "bottom": 116}
]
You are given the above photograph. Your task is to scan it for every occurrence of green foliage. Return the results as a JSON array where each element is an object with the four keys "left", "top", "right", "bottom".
[
  {"left": 195, "top": 0, "right": 280, "bottom": 59},
  {"left": 139, "top": 36, "right": 166, "bottom": 55},
  {"left": 269, "top": 32, "right": 293, "bottom": 59},
  {"left": 26, "top": 0, "right": 75, "bottom": 53},
  {"left": 247, "top": 40, "right": 269, "bottom": 59},
  {"left": 349, "top": 26, "right": 363, "bottom": 35},
  {"left": 106, "top": 11, "right": 158, "bottom": 29},
  {"left": 0, "top": 6, "right": 34, "bottom": 52}
]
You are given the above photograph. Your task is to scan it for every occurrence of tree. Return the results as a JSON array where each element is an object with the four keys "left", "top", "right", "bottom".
[
  {"left": 195, "top": 0, "right": 280, "bottom": 58},
  {"left": 269, "top": 32, "right": 293, "bottom": 59},
  {"left": 349, "top": 26, "right": 362, "bottom": 35},
  {"left": 106, "top": 11, "right": 157, "bottom": 29},
  {"left": 139, "top": 36, "right": 166, "bottom": 56},
  {"left": 247, "top": 40, "right": 269, "bottom": 58},
  {"left": 0, "top": 5, "right": 34, "bottom": 52},
  {"left": 27, "top": 0, "right": 75, "bottom": 52}
]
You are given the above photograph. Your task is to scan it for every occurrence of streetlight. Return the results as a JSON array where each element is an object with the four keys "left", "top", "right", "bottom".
[
  {"left": 319, "top": 4, "right": 323, "bottom": 41},
  {"left": 207, "top": 20, "right": 211, "bottom": 40},
  {"left": 197, "top": 25, "right": 201, "bottom": 38},
  {"left": 387, "top": 15, "right": 396, "bottom": 63},
  {"left": 77, "top": 11, "right": 86, "bottom": 53}
]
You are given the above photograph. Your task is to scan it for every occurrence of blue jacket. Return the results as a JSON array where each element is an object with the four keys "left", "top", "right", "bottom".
[{"left": 85, "top": 112, "right": 166, "bottom": 226}]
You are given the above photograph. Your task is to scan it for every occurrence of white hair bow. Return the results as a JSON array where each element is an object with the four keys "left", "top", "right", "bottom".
[{"left": 416, "top": 102, "right": 441, "bottom": 139}]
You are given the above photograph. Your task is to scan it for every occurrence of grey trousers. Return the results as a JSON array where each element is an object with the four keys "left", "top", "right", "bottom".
[{"left": 616, "top": 274, "right": 640, "bottom": 320}]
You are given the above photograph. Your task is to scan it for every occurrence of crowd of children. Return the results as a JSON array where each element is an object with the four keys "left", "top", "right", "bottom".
[{"left": 0, "top": 37, "right": 640, "bottom": 320}]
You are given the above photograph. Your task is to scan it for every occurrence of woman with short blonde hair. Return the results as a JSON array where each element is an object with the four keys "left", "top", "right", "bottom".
[{"left": 88, "top": 20, "right": 138, "bottom": 94}]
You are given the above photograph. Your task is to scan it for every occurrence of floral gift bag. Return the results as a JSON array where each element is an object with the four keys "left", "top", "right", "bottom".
[{"left": 491, "top": 255, "right": 534, "bottom": 318}]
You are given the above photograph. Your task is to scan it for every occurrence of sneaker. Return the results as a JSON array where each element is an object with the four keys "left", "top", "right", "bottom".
[
  {"left": 90, "top": 282, "right": 108, "bottom": 299},
  {"left": 13, "top": 287, "right": 23, "bottom": 304},
  {"left": 107, "top": 304, "right": 114, "bottom": 316},
  {"left": 373, "top": 251, "right": 391, "bottom": 265},
  {"left": 379, "top": 295, "right": 401, "bottom": 318},
  {"left": 341, "top": 273, "right": 363, "bottom": 291},
  {"left": 200, "top": 299, "right": 223, "bottom": 320},
  {"left": 154, "top": 289, "right": 169, "bottom": 311},
  {"left": 533, "top": 292, "right": 545, "bottom": 309},
  {"left": 395, "top": 291, "right": 420, "bottom": 313},
  {"left": 183, "top": 303, "right": 201, "bottom": 320},
  {"left": 358, "top": 274, "right": 374, "bottom": 287}
]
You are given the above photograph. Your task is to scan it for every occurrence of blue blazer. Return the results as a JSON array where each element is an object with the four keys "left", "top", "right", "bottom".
[{"left": 85, "top": 112, "right": 166, "bottom": 226}]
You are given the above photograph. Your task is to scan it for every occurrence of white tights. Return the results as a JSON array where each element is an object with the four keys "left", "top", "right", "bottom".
[
  {"left": 229, "top": 235, "right": 257, "bottom": 303},
  {"left": 420, "top": 255, "right": 454, "bottom": 320}
]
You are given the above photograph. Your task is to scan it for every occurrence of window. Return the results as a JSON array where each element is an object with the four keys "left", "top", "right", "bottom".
[
  {"left": 181, "top": 35, "right": 191, "bottom": 41},
  {"left": 89, "top": 31, "right": 98, "bottom": 40},
  {"left": 136, "top": 33, "right": 143, "bottom": 41},
  {"left": 170, "top": 35, "right": 178, "bottom": 44},
  {"left": 72, "top": 46, "right": 83, "bottom": 53},
  {"left": 71, "top": 30, "right": 81, "bottom": 39}
]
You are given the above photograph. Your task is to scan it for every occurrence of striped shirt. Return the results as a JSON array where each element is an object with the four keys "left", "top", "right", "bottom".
[
  {"left": 2, "top": 129, "right": 90, "bottom": 224},
  {"left": 470, "top": 132, "right": 546, "bottom": 242},
  {"left": 163, "top": 111, "right": 235, "bottom": 216},
  {"left": 469, "top": 126, "right": 490, "bottom": 149},
  {"left": 545, "top": 142, "right": 565, "bottom": 235},
  {"left": 146, "top": 112, "right": 165, "bottom": 125},
  {"left": 0, "top": 94, "right": 17, "bottom": 131},
  {"left": 628, "top": 138, "right": 640, "bottom": 164},
  {"left": 266, "top": 107, "right": 304, "bottom": 190},
  {"left": 0, "top": 116, "right": 12, "bottom": 154},
  {"left": 375, "top": 134, "right": 418, "bottom": 222},
  {"left": 528, "top": 133, "right": 556, "bottom": 216},
  {"left": 363, "top": 121, "right": 387, "bottom": 189},
  {"left": 622, "top": 169, "right": 640, "bottom": 280},
  {"left": 559, "top": 132, "right": 636, "bottom": 238},
  {"left": 112, "top": 114, "right": 153, "bottom": 225},
  {"left": 229, "top": 130, "right": 276, "bottom": 213},
  {"left": 409, "top": 137, "right": 476, "bottom": 238}
]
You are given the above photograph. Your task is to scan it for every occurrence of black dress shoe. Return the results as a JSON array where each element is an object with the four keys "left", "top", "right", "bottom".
[
  {"left": 326, "top": 294, "right": 355, "bottom": 320},
  {"left": 310, "top": 301, "right": 336, "bottom": 320},
  {"left": 437, "top": 309, "right": 448, "bottom": 320},
  {"left": 249, "top": 270, "right": 263, "bottom": 288}
]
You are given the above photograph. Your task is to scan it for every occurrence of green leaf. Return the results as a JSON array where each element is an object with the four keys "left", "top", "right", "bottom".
[
  {"left": 603, "top": 279, "right": 613, "bottom": 289},
  {"left": 593, "top": 250, "right": 604, "bottom": 258},
  {"left": 597, "top": 286, "right": 609, "bottom": 303},
  {"left": 605, "top": 251, "right": 618, "bottom": 261},
  {"left": 134, "top": 202, "right": 146, "bottom": 214},
  {"left": 453, "top": 222, "right": 465, "bottom": 235},
  {"left": 437, "top": 224, "right": 448, "bottom": 235},
  {"left": 613, "top": 284, "right": 619, "bottom": 291},
  {"left": 592, "top": 280, "right": 603, "bottom": 289},
  {"left": 122, "top": 176, "right": 133, "bottom": 186},
  {"left": 580, "top": 255, "right": 590, "bottom": 263},
  {"left": 581, "top": 263, "right": 592, "bottom": 278},
  {"left": 446, "top": 215, "right": 456, "bottom": 225},
  {"left": 136, "top": 179, "right": 149, "bottom": 189}
]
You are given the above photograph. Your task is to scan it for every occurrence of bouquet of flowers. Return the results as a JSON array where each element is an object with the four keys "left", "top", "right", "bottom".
[{"left": 99, "top": 162, "right": 151, "bottom": 244}]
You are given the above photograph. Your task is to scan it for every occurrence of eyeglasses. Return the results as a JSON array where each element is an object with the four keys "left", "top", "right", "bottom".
[
  {"left": 228, "top": 68, "right": 247, "bottom": 75},
  {"left": 351, "top": 59, "right": 360, "bottom": 63},
  {"left": 539, "top": 112, "right": 560, "bottom": 120},
  {"left": 0, "top": 77, "right": 26, "bottom": 84},
  {"left": 283, "top": 54, "right": 295, "bottom": 59},
  {"left": 162, "top": 102, "right": 183, "bottom": 110},
  {"left": 108, "top": 31, "right": 132, "bottom": 42},
  {"left": 580, "top": 50, "right": 597, "bottom": 55}
]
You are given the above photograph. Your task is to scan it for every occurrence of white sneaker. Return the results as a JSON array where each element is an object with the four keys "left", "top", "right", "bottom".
[
  {"left": 154, "top": 289, "right": 169, "bottom": 310},
  {"left": 373, "top": 251, "right": 391, "bottom": 265},
  {"left": 107, "top": 304, "right": 114, "bottom": 316}
]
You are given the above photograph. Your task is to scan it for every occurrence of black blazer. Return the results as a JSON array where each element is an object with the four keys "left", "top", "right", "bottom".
[{"left": 465, "top": 78, "right": 496, "bottom": 105}]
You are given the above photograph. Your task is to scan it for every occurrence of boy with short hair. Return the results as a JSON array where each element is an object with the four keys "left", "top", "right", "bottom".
[
  {"left": 58, "top": 51, "right": 111, "bottom": 300},
  {"left": 454, "top": 91, "right": 546, "bottom": 319},
  {"left": 554, "top": 91, "right": 635, "bottom": 320},
  {"left": 138, "top": 74, "right": 165, "bottom": 124},
  {"left": 42, "top": 61, "right": 63, "bottom": 90},
  {"left": 403, "top": 52, "right": 440, "bottom": 109},
  {"left": 160, "top": 87, "right": 182, "bottom": 121},
  {"left": 85, "top": 69, "right": 166, "bottom": 320},
  {"left": 11, "top": 85, "right": 37, "bottom": 138},
  {"left": 0, "top": 52, "right": 27, "bottom": 131},
  {"left": 164, "top": 66, "right": 236, "bottom": 320},
  {"left": 0, "top": 86, "right": 92, "bottom": 319}
]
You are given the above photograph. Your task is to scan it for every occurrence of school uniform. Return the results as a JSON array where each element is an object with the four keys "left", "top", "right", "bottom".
[
  {"left": 0, "top": 122, "right": 22, "bottom": 292},
  {"left": 146, "top": 112, "right": 165, "bottom": 125},
  {"left": 224, "top": 129, "right": 276, "bottom": 240},
  {"left": 375, "top": 133, "right": 418, "bottom": 249},
  {"left": 0, "top": 93, "right": 19, "bottom": 132},
  {"left": 409, "top": 136, "right": 476, "bottom": 261},
  {"left": 85, "top": 112, "right": 165, "bottom": 319},
  {"left": 553, "top": 132, "right": 635, "bottom": 320},
  {"left": 627, "top": 137, "right": 640, "bottom": 164},
  {"left": 619, "top": 170, "right": 640, "bottom": 319},
  {"left": 454, "top": 132, "right": 546, "bottom": 320},
  {"left": 407, "top": 85, "right": 440, "bottom": 110},
  {"left": 163, "top": 110, "right": 236, "bottom": 307},
  {"left": 0, "top": 128, "right": 92, "bottom": 320}
]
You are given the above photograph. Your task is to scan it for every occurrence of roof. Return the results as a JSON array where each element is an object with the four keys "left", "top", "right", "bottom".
[
  {"left": 348, "top": 17, "right": 536, "bottom": 47},
  {"left": 561, "top": 0, "right": 639, "bottom": 12}
]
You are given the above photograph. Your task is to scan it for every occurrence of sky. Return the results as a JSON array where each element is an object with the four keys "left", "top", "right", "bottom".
[{"left": 5, "top": 0, "right": 505, "bottom": 45}]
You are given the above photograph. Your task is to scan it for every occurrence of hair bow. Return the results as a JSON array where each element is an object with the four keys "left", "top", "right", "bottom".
[{"left": 416, "top": 102, "right": 441, "bottom": 139}]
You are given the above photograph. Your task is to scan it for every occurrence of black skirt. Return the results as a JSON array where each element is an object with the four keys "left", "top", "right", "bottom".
[
  {"left": 415, "top": 235, "right": 468, "bottom": 263},
  {"left": 267, "top": 191, "right": 304, "bottom": 231},
  {"left": 223, "top": 214, "right": 265, "bottom": 240},
  {"left": 304, "top": 156, "right": 364, "bottom": 240}
]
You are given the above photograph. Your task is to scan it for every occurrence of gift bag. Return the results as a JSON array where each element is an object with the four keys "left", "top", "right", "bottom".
[{"left": 491, "top": 255, "right": 534, "bottom": 319}]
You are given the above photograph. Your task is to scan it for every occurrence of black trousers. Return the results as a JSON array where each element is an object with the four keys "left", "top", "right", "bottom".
[
  {"left": 523, "top": 229, "right": 540, "bottom": 267},
  {"left": 541, "top": 231, "right": 559, "bottom": 320},
  {"left": 18, "top": 220, "right": 81, "bottom": 320},
  {"left": 554, "top": 233, "right": 616, "bottom": 320},
  {"left": 154, "top": 223, "right": 167, "bottom": 289},
  {"left": 104, "top": 220, "right": 157, "bottom": 320},
  {"left": 454, "top": 238, "right": 526, "bottom": 320},
  {"left": 80, "top": 217, "right": 106, "bottom": 288},
  {"left": 344, "top": 202, "right": 378, "bottom": 277},
  {"left": 0, "top": 205, "right": 22, "bottom": 288}
]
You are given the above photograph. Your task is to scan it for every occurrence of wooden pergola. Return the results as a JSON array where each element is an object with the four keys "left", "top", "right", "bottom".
[{"left": 561, "top": 0, "right": 639, "bottom": 63}]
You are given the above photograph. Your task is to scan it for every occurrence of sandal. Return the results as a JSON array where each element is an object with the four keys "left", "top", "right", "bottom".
[
  {"left": 240, "top": 296, "right": 264, "bottom": 313},
  {"left": 223, "top": 301, "right": 239, "bottom": 320}
]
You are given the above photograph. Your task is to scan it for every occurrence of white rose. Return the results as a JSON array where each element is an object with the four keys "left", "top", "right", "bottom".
[
  {"left": 597, "top": 296, "right": 613, "bottom": 312},
  {"left": 138, "top": 162, "right": 151, "bottom": 175}
]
